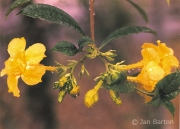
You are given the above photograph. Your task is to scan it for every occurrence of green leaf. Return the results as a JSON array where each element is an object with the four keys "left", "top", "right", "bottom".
[
  {"left": 51, "top": 41, "right": 79, "bottom": 56},
  {"left": 78, "top": 36, "right": 94, "bottom": 51},
  {"left": 147, "top": 88, "right": 161, "bottom": 106},
  {"left": 148, "top": 86, "right": 178, "bottom": 118},
  {"left": 18, "top": 4, "right": 85, "bottom": 35},
  {"left": 151, "top": 88, "right": 160, "bottom": 99},
  {"left": 162, "top": 90, "right": 180, "bottom": 100},
  {"left": 127, "top": 0, "right": 148, "bottom": 23},
  {"left": 6, "top": 0, "right": 30, "bottom": 18},
  {"left": 161, "top": 100, "right": 175, "bottom": 118},
  {"left": 148, "top": 97, "right": 161, "bottom": 107},
  {"left": 103, "top": 71, "right": 134, "bottom": 93},
  {"left": 99, "top": 25, "right": 156, "bottom": 49},
  {"left": 110, "top": 81, "right": 134, "bottom": 93},
  {"left": 104, "top": 72, "right": 134, "bottom": 93},
  {"left": 156, "top": 71, "right": 180, "bottom": 94},
  {"left": 106, "top": 71, "right": 126, "bottom": 86}
]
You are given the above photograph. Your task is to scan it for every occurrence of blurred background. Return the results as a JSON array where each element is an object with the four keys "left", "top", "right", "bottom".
[{"left": 0, "top": 0, "right": 179, "bottom": 129}]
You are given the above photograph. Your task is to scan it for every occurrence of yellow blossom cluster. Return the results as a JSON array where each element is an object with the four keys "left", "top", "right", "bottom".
[
  {"left": 1, "top": 38, "right": 179, "bottom": 106},
  {"left": 119, "top": 40, "right": 179, "bottom": 101},
  {"left": 0, "top": 37, "right": 57, "bottom": 97}
]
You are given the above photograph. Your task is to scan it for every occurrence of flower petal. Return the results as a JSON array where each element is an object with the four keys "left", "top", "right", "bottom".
[
  {"left": 142, "top": 43, "right": 157, "bottom": 51},
  {"left": 21, "top": 64, "right": 46, "bottom": 85},
  {"left": 137, "top": 61, "right": 165, "bottom": 92},
  {"left": 3, "top": 56, "right": 25, "bottom": 76},
  {"left": 25, "top": 43, "right": 46, "bottom": 65},
  {"left": 157, "top": 41, "right": 172, "bottom": 57},
  {"left": 160, "top": 55, "right": 179, "bottom": 74},
  {"left": 141, "top": 48, "right": 160, "bottom": 64},
  {"left": 1, "top": 68, "right": 6, "bottom": 77},
  {"left": 146, "top": 61, "right": 165, "bottom": 81},
  {"left": 7, "top": 75, "right": 20, "bottom": 97},
  {"left": 8, "top": 37, "right": 26, "bottom": 57}
]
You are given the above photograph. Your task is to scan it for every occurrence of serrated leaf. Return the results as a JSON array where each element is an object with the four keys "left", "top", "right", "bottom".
[
  {"left": 78, "top": 36, "right": 94, "bottom": 51},
  {"left": 162, "top": 90, "right": 179, "bottom": 100},
  {"left": 18, "top": 4, "right": 85, "bottom": 35},
  {"left": 51, "top": 41, "right": 79, "bottom": 56},
  {"left": 161, "top": 100, "right": 175, "bottom": 118},
  {"left": 156, "top": 72, "right": 180, "bottom": 94},
  {"left": 6, "top": 0, "right": 30, "bottom": 18},
  {"left": 127, "top": 0, "right": 148, "bottom": 23},
  {"left": 99, "top": 26, "right": 156, "bottom": 49}
]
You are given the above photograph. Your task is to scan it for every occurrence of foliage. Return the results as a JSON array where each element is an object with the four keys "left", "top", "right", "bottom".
[{"left": 1, "top": 0, "right": 179, "bottom": 119}]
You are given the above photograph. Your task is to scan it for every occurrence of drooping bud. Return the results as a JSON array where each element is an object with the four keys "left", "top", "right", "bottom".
[
  {"left": 109, "top": 90, "right": 122, "bottom": 106},
  {"left": 84, "top": 88, "right": 99, "bottom": 108}
]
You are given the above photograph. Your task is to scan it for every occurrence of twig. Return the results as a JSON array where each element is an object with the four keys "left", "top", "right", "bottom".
[{"left": 89, "top": 0, "right": 95, "bottom": 41}]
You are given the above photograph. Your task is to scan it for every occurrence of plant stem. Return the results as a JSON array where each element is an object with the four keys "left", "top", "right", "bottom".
[
  {"left": 71, "top": 55, "right": 87, "bottom": 73},
  {"left": 89, "top": 0, "right": 95, "bottom": 41},
  {"left": 134, "top": 87, "right": 154, "bottom": 97}
]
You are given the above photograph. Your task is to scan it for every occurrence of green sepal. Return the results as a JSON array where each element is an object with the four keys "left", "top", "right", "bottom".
[
  {"left": 53, "top": 81, "right": 60, "bottom": 89},
  {"left": 51, "top": 41, "right": 79, "bottom": 56},
  {"left": 18, "top": 4, "right": 85, "bottom": 35},
  {"left": 78, "top": 36, "right": 94, "bottom": 51},
  {"left": 127, "top": 0, "right": 148, "bottom": 23},
  {"left": 67, "top": 60, "right": 78, "bottom": 66},
  {"left": 78, "top": 64, "right": 90, "bottom": 78},
  {"left": 106, "top": 70, "right": 126, "bottom": 86},
  {"left": 99, "top": 25, "right": 156, "bottom": 49},
  {"left": 6, "top": 0, "right": 30, "bottom": 18}
]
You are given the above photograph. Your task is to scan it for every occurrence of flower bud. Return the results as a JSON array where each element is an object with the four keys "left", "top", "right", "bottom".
[
  {"left": 59, "top": 76, "right": 68, "bottom": 87},
  {"left": 109, "top": 90, "right": 122, "bottom": 106},
  {"left": 70, "top": 85, "right": 80, "bottom": 95},
  {"left": 58, "top": 90, "right": 67, "bottom": 103},
  {"left": 84, "top": 89, "right": 99, "bottom": 108}
]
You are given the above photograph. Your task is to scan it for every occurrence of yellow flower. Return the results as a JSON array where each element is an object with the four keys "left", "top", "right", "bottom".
[
  {"left": 0, "top": 37, "right": 57, "bottom": 97},
  {"left": 136, "top": 61, "right": 165, "bottom": 91},
  {"left": 141, "top": 40, "right": 179, "bottom": 74},
  {"left": 119, "top": 40, "right": 179, "bottom": 101},
  {"left": 139, "top": 40, "right": 179, "bottom": 90}
]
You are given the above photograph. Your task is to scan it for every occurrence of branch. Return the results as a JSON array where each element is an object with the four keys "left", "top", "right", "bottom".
[{"left": 89, "top": 0, "right": 95, "bottom": 41}]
